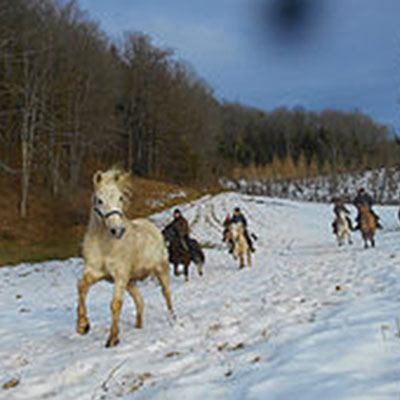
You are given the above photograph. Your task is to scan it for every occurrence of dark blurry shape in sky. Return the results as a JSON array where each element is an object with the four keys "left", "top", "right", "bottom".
[{"left": 260, "top": 0, "right": 324, "bottom": 46}]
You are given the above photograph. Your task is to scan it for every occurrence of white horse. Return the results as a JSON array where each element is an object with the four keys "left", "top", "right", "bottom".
[
  {"left": 335, "top": 210, "right": 353, "bottom": 246},
  {"left": 228, "top": 222, "right": 251, "bottom": 269},
  {"left": 76, "top": 168, "right": 174, "bottom": 347}
]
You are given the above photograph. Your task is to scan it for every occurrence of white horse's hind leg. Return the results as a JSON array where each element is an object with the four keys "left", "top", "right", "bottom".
[
  {"left": 127, "top": 284, "right": 144, "bottom": 329},
  {"left": 77, "top": 270, "right": 100, "bottom": 335},
  {"left": 106, "top": 282, "right": 125, "bottom": 348}
]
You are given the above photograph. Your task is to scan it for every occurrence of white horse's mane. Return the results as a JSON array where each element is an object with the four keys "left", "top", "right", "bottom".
[{"left": 96, "top": 167, "right": 133, "bottom": 198}]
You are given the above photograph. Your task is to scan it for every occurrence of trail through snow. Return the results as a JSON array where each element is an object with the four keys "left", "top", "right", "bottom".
[{"left": 1, "top": 193, "right": 400, "bottom": 399}]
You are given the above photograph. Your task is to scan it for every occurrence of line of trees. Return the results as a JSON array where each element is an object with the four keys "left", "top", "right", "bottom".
[
  {"left": 0, "top": 0, "right": 398, "bottom": 217},
  {"left": 219, "top": 104, "right": 396, "bottom": 180}
]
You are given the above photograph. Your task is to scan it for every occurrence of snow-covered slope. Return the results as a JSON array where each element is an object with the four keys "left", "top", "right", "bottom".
[
  {"left": 225, "top": 168, "right": 400, "bottom": 204},
  {"left": 1, "top": 193, "right": 400, "bottom": 399}
]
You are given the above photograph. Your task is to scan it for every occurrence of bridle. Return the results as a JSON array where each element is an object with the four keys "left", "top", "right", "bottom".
[
  {"left": 94, "top": 207, "right": 124, "bottom": 220},
  {"left": 91, "top": 193, "right": 126, "bottom": 239}
]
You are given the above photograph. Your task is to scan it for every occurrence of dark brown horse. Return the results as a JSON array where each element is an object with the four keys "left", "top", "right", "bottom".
[{"left": 162, "top": 224, "right": 205, "bottom": 281}]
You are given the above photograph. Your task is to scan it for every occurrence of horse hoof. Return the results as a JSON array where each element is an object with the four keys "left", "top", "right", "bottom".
[
  {"left": 105, "top": 337, "right": 120, "bottom": 348},
  {"left": 135, "top": 320, "right": 143, "bottom": 329},
  {"left": 77, "top": 321, "right": 90, "bottom": 335}
]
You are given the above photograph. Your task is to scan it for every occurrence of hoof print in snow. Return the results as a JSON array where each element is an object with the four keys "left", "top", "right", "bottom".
[
  {"left": 2, "top": 377, "right": 20, "bottom": 390},
  {"left": 165, "top": 351, "right": 180, "bottom": 358},
  {"left": 217, "top": 342, "right": 228, "bottom": 351},
  {"left": 261, "top": 329, "right": 269, "bottom": 339},
  {"left": 208, "top": 323, "right": 222, "bottom": 332},
  {"left": 218, "top": 342, "right": 245, "bottom": 352},
  {"left": 228, "top": 342, "right": 245, "bottom": 351}
]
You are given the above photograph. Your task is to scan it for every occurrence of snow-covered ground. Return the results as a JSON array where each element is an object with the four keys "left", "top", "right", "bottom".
[{"left": 1, "top": 192, "right": 400, "bottom": 399}]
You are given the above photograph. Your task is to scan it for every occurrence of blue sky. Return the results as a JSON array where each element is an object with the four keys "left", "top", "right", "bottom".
[{"left": 78, "top": 0, "right": 400, "bottom": 131}]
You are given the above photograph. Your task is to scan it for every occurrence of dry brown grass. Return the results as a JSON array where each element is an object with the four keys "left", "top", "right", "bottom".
[{"left": 0, "top": 174, "right": 203, "bottom": 266}]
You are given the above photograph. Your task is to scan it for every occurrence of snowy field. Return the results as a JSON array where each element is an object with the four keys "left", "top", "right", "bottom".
[{"left": 1, "top": 192, "right": 400, "bottom": 399}]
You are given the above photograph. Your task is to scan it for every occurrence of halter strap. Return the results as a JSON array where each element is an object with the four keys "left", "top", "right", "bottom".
[{"left": 94, "top": 207, "right": 124, "bottom": 220}]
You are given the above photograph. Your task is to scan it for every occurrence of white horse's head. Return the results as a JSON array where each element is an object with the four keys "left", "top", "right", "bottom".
[{"left": 92, "top": 169, "right": 131, "bottom": 239}]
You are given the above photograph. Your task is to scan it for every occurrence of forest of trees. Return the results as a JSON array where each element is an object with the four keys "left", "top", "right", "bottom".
[{"left": 0, "top": 0, "right": 398, "bottom": 217}]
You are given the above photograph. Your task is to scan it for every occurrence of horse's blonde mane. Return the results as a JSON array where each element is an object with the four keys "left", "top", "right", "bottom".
[{"left": 95, "top": 167, "right": 133, "bottom": 199}]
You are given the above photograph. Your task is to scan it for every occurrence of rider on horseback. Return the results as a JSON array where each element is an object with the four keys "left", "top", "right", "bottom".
[
  {"left": 331, "top": 198, "right": 353, "bottom": 234},
  {"left": 353, "top": 188, "right": 382, "bottom": 230},
  {"left": 165, "top": 208, "right": 195, "bottom": 256},
  {"left": 230, "top": 207, "right": 255, "bottom": 252}
]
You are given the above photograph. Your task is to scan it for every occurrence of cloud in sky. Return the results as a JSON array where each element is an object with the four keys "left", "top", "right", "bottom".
[{"left": 78, "top": 0, "right": 400, "bottom": 130}]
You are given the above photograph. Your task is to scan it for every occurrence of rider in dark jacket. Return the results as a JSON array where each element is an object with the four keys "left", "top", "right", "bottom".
[
  {"left": 353, "top": 188, "right": 382, "bottom": 229},
  {"left": 230, "top": 207, "right": 255, "bottom": 252},
  {"left": 166, "top": 208, "right": 192, "bottom": 252}
]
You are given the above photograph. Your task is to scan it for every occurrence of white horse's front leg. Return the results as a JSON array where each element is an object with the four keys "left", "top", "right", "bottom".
[
  {"left": 106, "top": 281, "right": 125, "bottom": 347},
  {"left": 77, "top": 270, "right": 100, "bottom": 335},
  {"left": 127, "top": 284, "right": 144, "bottom": 329}
]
